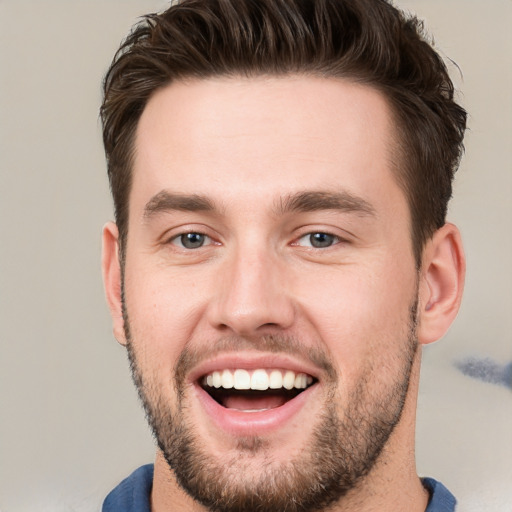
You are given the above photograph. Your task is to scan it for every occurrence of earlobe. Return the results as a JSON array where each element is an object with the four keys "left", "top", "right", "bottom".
[
  {"left": 102, "top": 221, "right": 127, "bottom": 345},
  {"left": 417, "top": 223, "right": 465, "bottom": 345}
]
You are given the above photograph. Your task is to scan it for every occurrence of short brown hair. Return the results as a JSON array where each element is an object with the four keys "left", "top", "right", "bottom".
[{"left": 101, "top": 0, "right": 467, "bottom": 265}]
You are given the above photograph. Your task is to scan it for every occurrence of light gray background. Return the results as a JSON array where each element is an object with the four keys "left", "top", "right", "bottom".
[{"left": 0, "top": 1, "right": 510, "bottom": 511}]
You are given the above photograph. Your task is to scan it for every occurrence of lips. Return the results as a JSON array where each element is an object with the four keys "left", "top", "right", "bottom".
[{"left": 189, "top": 354, "right": 320, "bottom": 435}]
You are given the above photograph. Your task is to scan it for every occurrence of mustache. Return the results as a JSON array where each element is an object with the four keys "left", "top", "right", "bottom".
[{"left": 173, "top": 334, "right": 338, "bottom": 389}]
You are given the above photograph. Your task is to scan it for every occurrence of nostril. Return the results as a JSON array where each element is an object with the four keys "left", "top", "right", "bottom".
[{"left": 207, "top": 274, "right": 296, "bottom": 334}]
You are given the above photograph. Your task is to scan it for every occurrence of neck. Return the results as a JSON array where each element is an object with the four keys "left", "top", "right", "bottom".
[
  {"left": 152, "top": 451, "right": 207, "bottom": 512},
  {"left": 151, "top": 349, "right": 429, "bottom": 512}
]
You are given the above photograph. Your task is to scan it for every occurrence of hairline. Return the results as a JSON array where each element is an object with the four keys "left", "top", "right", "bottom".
[{"left": 117, "top": 72, "right": 424, "bottom": 267}]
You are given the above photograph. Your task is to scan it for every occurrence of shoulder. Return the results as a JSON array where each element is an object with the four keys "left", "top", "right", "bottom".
[
  {"left": 422, "top": 477, "right": 457, "bottom": 512},
  {"left": 102, "top": 464, "right": 154, "bottom": 512}
]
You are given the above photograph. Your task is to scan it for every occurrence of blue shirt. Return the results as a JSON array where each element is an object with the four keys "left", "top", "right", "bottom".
[{"left": 102, "top": 464, "right": 457, "bottom": 512}]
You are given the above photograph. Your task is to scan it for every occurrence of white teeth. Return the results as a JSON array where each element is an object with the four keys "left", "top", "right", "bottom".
[
  {"left": 294, "top": 373, "right": 307, "bottom": 389},
  {"left": 233, "top": 369, "right": 251, "bottom": 390},
  {"left": 221, "top": 369, "right": 234, "bottom": 389},
  {"left": 212, "top": 371, "right": 222, "bottom": 388},
  {"left": 283, "top": 370, "right": 295, "bottom": 390},
  {"left": 269, "top": 370, "right": 283, "bottom": 389},
  {"left": 251, "top": 369, "right": 270, "bottom": 390},
  {"left": 202, "top": 369, "right": 313, "bottom": 391}
]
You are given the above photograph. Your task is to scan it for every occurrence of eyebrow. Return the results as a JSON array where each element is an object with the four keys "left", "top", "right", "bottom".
[
  {"left": 276, "top": 190, "right": 376, "bottom": 217},
  {"left": 143, "top": 189, "right": 376, "bottom": 220},
  {"left": 143, "top": 191, "right": 215, "bottom": 219}
]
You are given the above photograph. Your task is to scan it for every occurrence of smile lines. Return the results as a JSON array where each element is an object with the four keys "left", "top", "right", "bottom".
[{"left": 202, "top": 368, "right": 314, "bottom": 391}]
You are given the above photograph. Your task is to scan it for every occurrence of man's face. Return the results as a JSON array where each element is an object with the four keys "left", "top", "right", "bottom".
[{"left": 121, "top": 76, "right": 420, "bottom": 510}]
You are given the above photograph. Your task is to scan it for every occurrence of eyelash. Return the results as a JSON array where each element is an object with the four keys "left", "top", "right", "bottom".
[
  {"left": 169, "top": 232, "right": 214, "bottom": 250},
  {"left": 293, "top": 232, "right": 343, "bottom": 249},
  {"left": 167, "top": 230, "right": 345, "bottom": 251}
]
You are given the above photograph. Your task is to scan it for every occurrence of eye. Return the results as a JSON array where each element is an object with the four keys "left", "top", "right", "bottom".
[
  {"left": 171, "top": 232, "right": 211, "bottom": 249},
  {"left": 296, "top": 232, "right": 340, "bottom": 248}
]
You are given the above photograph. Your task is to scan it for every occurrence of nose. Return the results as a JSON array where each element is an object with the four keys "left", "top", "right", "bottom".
[{"left": 207, "top": 245, "right": 295, "bottom": 336}]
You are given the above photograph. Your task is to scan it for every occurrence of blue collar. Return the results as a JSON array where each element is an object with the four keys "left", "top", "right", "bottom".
[{"left": 103, "top": 464, "right": 457, "bottom": 512}]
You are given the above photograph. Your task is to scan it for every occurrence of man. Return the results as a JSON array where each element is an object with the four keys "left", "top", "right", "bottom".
[{"left": 100, "top": 0, "right": 466, "bottom": 510}]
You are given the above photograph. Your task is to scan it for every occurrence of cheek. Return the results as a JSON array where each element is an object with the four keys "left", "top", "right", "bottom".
[
  {"left": 294, "top": 257, "right": 416, "bottom": 381},
  {"left": 122, "top": 264, "right": 210, "bottom": 377}
]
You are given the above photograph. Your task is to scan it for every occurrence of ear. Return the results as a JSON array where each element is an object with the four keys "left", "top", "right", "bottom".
[
  {"left": 417, "top": 223, "right": 465, "bottom": 345},
  {"left": 102, "top": 221, "right": 127, "bottom": 345}
]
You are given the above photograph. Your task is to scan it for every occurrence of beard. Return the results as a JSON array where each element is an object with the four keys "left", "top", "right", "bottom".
[{"left": 123, "top": 301, "right": 418, "bottom": 512}]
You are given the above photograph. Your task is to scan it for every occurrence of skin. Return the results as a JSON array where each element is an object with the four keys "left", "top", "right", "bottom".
[{"left": 102, "top": 76, "right": 465, "bottom": 511}]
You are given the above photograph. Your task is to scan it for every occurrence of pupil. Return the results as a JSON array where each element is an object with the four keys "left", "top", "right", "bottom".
[
  {"left": 181, "top": 233, "right": 204, "bottom": 248},
  {"left": 310, "top": 233, "right": 334, "bottom": 248}
]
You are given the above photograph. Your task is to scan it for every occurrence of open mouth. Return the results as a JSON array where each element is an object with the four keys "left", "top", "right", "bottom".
[{"left": 200, "top": 368, "right": 316, "bottom": 412}]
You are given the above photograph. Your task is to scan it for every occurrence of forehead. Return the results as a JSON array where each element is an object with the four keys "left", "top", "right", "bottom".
[{"left": 132, "top": 75, "right": 403, "bottom": 215}]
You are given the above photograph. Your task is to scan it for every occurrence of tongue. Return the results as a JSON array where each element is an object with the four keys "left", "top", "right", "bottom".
[{"left": 222, "top": 392, "right": 290, "bottom": 411}]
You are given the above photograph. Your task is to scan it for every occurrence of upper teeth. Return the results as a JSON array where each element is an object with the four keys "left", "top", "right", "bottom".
[{"left": 202, "top": 369, "right": 313, "bottom": 391}]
